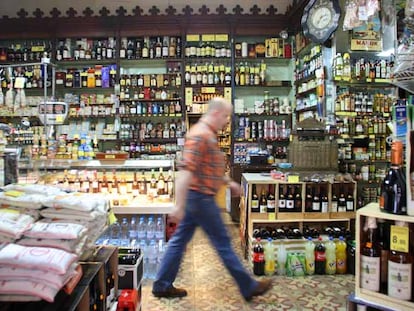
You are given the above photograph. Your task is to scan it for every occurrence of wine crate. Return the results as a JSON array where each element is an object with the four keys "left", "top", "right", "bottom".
[{"left": 355, "top": 203, "right": 414, "bottom": 311}]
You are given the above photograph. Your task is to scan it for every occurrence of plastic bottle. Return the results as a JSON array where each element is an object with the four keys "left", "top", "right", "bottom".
[
  {"left": 129, "top": 216, "right": 137, "bottom": 242},
  {"left": 253, "top": 238, "right": 265, "bottom": 276},
  {"left": 139, "top": 239, "right": 148, "bottom": 278},
  {"left": 325, "top": 236, "right": 336, "bottom": 275},
  {"left": 277, "top": 239, "right": 287, "bottom": 276},
  {"left": 155, "top": 216, "right": 165, "bottom": 242},
  {"left": 137, "top": 216, "right": 147, "bottom": 243},
  {"left": 314, "top": 237, "right": 326, "bottom": 275},
  {"left": 109, "top": 220, "right": 121, "bottom": 246},
  {"left": 147, "top": 239, "right": 158, "bottom": 279},
  {"left": 305, "top": 237, "right": 315, "bottom": 275},
  {"left": 264, "top": 237, "right": 276, "bottom": 276},
  {"left": 146, "top": 216, "right": 156, "bottom": 241},
  {"left": 336, "top": 236, "right": 347, "bottom": 274},
  {"left": 120, "top": 217, "right": 130, "bottom": 247}
]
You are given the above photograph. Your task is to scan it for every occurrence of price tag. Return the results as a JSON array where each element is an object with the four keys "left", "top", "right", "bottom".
[
  {"left": 288, "top": 175, "right": 299, "bottom": 183},
  {"left": 4, "top": 190, "right": 24, "bottom": 198},
  {"left": 186, "top": 34, "right": 200, "bottom": 42},
  {"left": 390, "top": 224, "right": 409, "bottom": 253},
  {"left": 14, "top": 77, "right": 26, "bottom": 89},
  {"left": 201, "top": 87, "right": 216, "bottom": 94},
  {"left": 268, "top": 213, "right": 276, "bottom": 221},
  {"left": 201, "top": 34, "right": 215, "bottom": 41},
  {"left": 215, "top": 34, "right": 229, "bottom": 41},
  {"left": 55, "top": 115, "right": 64, "bottom": 123},
  {"left": 105, "top": 154, "right": 116, "bottom": 159}
]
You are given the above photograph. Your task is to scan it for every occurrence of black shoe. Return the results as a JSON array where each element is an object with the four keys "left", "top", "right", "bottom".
[
  {"left": 245, "top": 279, "right": 272, "bottom": 301},
  {"left": 152, "top": 286, "right": 188, "bottom": 298}
]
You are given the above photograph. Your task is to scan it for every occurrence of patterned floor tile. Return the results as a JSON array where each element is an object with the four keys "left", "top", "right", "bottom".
[{"left": 141, "top": 212, "right": 355, "bottom": 311}]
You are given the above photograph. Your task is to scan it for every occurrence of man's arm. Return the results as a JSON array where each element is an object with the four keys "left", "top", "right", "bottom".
[{"left": 170, "top": 169, "right": 193, "bottom": 222}]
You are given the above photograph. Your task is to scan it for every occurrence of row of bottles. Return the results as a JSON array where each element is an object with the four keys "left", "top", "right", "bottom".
[
  {"left": 338, "top": 137, "right": 388, "bottom": 162},
  {"left": 0, "top": 41, "right": 52, "bottom": 63},
  {"left": 233, "top": 143, "right": 287, "bottom": 164},
  {"left": 250, "top": 183, "right": 356, "bottom": 214},
  {"left": 53, "top": 168, "right": 174, "bottom": 198},
  {"left": 119, "top": 142, "right": 179, "bottom": 158},
  {"left": 234, "top": 61, "right": 267, "bottom": 86},
  {"left": 252, "top": 225, "right": 352, "bottom": 240},
  {"left": 234, "top": 38, "right": 291, "bottom": 59},
  {"left": 333, "top": 52, "right": 394, "bottom": 81},
  {"left": 294, "top": 44, "right": 323, "bottom": 81},
  {"left": 335, "top": 91, "right": 393, "bottom": 114},
  {"left": 118, "top": 101, "right": 182, "bottom": 116},
  {"left": 119, "top": 36, "right": 182, "bottom": 59},
  {"left": 119, "top": 71, "right": 182, "bottom": 89},
  {"left": 252, "top": 235, "right": 348, "bottom": 276},
  {"left": 235, "top": 117, "right": 290, "bottom": 141},
  {"left": 56, "top": 37, "right": 117, "bottom": 61},
  {"left": 118, "top": 118, "right": 184, "bottom": 140},
  {"left": 184, "top": 38, "right": 231, "bottom": 58},
  {"left": 56, "top": 64, "right": 117, "bottom": 88},
  {"left": 360, "top": 216, "right": 414, "bottom": 301},
  {"left": 2, "top": 64, "right": 52, "bottom": 89},
  {"left": 184, "top": 62, "right": 231, "bottom": 86},
  {"left": 336, "top": 116, "right": 389, "bottom": 136}
]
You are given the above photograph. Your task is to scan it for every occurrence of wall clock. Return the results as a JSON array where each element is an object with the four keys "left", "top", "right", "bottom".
[{"left": 301, "top": 0, "right": 341, "bottom": 44}]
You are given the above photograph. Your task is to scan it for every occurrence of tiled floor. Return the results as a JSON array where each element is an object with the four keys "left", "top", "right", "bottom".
[{"left": 142, "top": 211, "right": 355, "bottom": 311}]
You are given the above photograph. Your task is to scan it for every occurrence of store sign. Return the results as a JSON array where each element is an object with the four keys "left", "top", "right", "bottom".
[{"left": 350, "top": 15, "right": 382, "bottom": 51}]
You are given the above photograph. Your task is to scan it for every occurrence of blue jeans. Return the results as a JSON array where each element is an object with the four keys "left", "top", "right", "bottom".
[{"left": 152, "top": 190, "right": 258, "bottom": 299}]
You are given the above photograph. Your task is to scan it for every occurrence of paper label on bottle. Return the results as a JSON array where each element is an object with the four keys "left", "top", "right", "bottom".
[
  {"left": 390, "top": 225, "right": 410, "bottom": 253},
  {"left": 360, "top": 255, "right": 380, "bottom": 292},
  {"left": 388, "top": 260, "right": 412, "bottom": 300}
]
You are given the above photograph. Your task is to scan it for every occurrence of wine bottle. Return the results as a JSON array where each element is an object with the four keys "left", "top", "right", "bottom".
[
  {"left": 331, "top": 192, "right": 338, "bottom": 212},
  {"left": 305, "top": 185, "right": 313, "bottom": 212},
  {"left": 259, "top": 188, "right": 267, "bottom": 213},
  {"left": 346, "top": 192, "right": 354, "bottom": 211},
  {"left": 338, "top": 192, "right": 347, "bottom": 212},
  {"left": 278, "top": 185, "right": 286, "bottom": 212},
  {"left": 360, "top": 216, "right": 381, "bottom": 292},
  {"left": 294, "top": 185, "right": 302, "bottom": 212},
  {"left": 266, "top": 184, "right": 275, "bottom": 213},
  {"left": 377, "top": 218, "right": 390, "bottom": 294},
  {"left": 321, "top": 191, "right": 329, "bottom": 213},
  {"left": 312, "top": 188, "right": 320, "bottom": 212},
  {"left": 380, "top": 140, "right": 407, "bottom": 214},
  {"left": 388, "top": 221, "right": 413, "bottom": 300},
  {"left": 251, "top": 184, "right": 259, "bottom": 213},
  {"left": 286, "top": 185, "right": 294, "bottom": 211}
]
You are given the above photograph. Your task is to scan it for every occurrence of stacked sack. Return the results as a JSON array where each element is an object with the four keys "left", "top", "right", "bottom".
[{"left": 0, "top": 183, "right": 110, "bottom": 302}]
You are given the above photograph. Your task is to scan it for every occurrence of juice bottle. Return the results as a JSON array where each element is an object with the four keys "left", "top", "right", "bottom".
[
  {"left": 336, "top": 236, "right": 347, "bottom": 274},
  {"left": 325, "top": 236, "right": 336, "bottom": 275},
  {"left": 305, "top": 236, "right": 315, "bottom": 275},
  {"left": 264, "top": 237, "right": 276, "bottom": 276},
  {"left": 277, "top": 239, "right": 287, "bottom": 276}
]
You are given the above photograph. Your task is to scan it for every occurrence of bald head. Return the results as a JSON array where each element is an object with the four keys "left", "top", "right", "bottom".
[{"left": 202, "top": 97, "right": 232, "bottom": 131}]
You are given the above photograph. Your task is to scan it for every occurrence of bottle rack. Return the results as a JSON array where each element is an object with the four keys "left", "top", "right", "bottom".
[{"left": 355, "top": 203, "right": 414, "bottom": 311}]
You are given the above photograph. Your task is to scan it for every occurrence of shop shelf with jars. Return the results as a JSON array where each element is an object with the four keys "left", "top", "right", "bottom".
[
  {"left": 355, "top": 203, "right": 414, "bottom": 311},
  {"left": 294, "top": 43, "right": 326, "bottom": 122},
  {"left": 239, "top": 173, "right": 355, "bottom": 259}
]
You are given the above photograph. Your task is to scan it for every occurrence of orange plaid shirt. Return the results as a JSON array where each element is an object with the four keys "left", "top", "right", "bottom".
[{"left": 178, "top": 120, "right": 225, "bottom": 195}]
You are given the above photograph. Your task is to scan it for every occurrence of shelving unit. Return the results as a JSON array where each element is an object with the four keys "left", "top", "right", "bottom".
[{"left": 355, "top": 203, "right": 414, "bottom": 311}]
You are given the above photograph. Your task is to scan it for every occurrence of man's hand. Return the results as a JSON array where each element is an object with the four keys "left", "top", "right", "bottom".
[
  {"left": 169, "top": 204, "right": 185, "bottom": 223},
  {"left": 228, "top": 180, "right": 241, "bottom": 197}
]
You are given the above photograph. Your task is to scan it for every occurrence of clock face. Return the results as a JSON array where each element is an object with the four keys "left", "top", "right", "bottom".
[{"left": 301, "top": 0, "right": 341, "bottom": 43}]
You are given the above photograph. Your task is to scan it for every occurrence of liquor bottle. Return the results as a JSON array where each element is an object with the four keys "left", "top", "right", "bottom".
[
  {"left": 312, "top": 188, "right": 321, "bottom": 212},
  {"left": 293, "top": 185, "right": 302, "bottom": 213},
  {"left": 338, "top": 192, "right": 347, "bottom": 212},
  {"left": 166, "top": 169, "right": 174, "bottom": 198},
  {"left": 131, "top": 171, "right": 139, "bottom": 197},
  {"left": 388, "top": 221, "right": 413, "bottom": 300},
  {"left": 251, "top": 184, "right": 259, "bottom": 213},
  {"left": 377, "top": 218, "right": 390, "bottom": 294},
  {"left": 346, "top": 192, "right": 354, "bottom": 211},
  {"left": 380, "top": 140, "right": 407, "bottom": 215},
  {"left": 360, "top": 216, "right": 381, "bottom": 292},
  {"left": 267, "top": 184, "right": 275, "bottom": 213},
  {"left": 286, "top": 185, "right": 294, "bottom": 211},
  {"left": 321, "top": 191, "right": 329, "bottom": 213},
  {"left": 331, "top": 192, "right": 338, "bottom": 212},
  {"left": 157, "top": 167, "right": 165, "bottom": 196},
  {"left": 278, "top": 185, "right": 286, "bottom": 212},
  {"left": 305, "top": 185, "right": 313, "bottom": 212},
  {"left": 259, "top": 188, "right": 267, "bottom": 213},
  {"left": 100, "top": 171, "right": 109, "bottom": 194}
]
